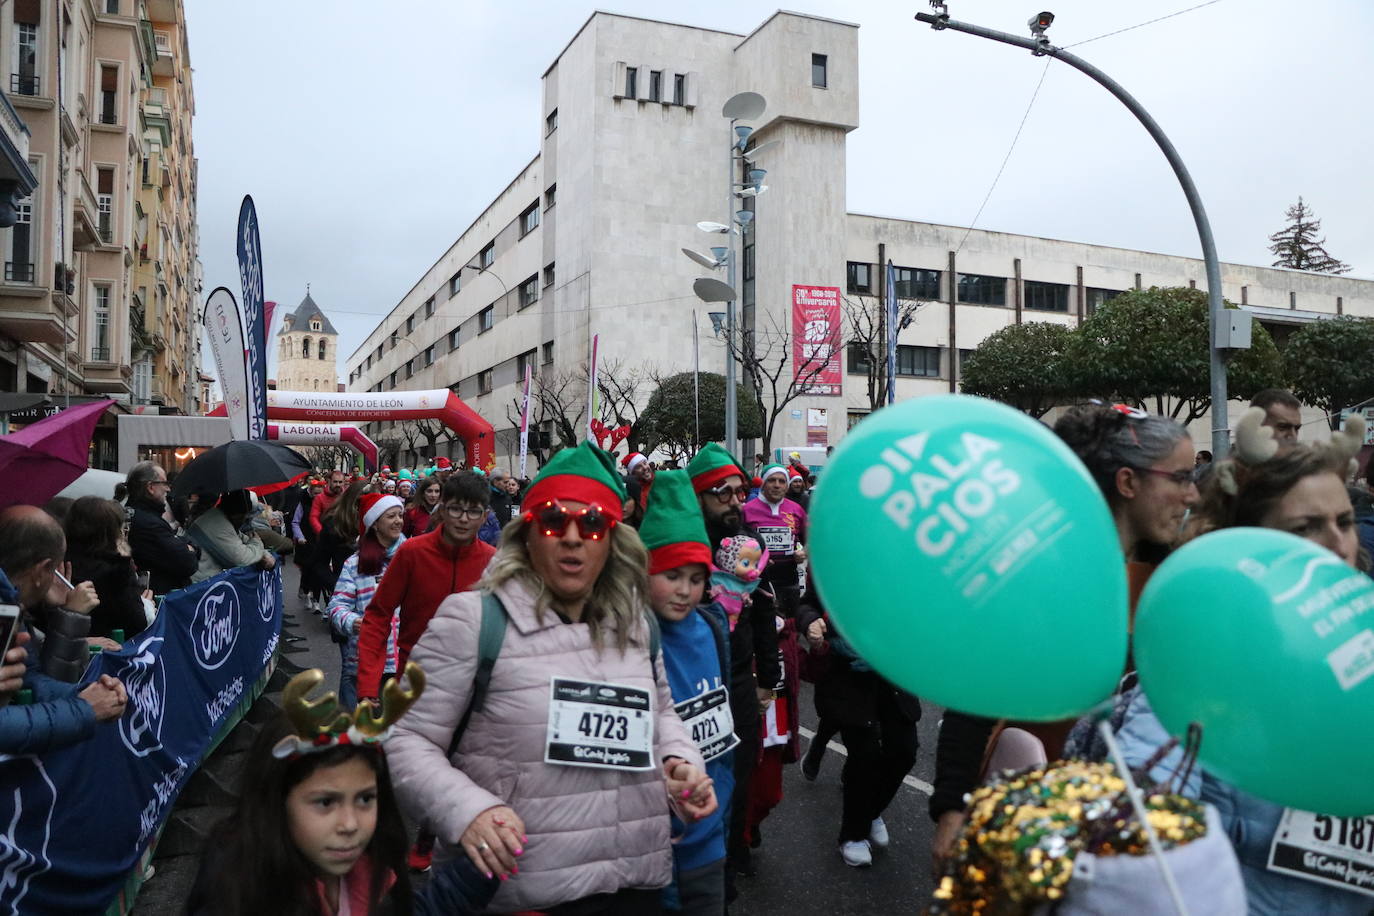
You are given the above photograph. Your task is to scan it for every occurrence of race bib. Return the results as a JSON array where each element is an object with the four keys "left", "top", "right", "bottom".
[
  {"left": 757, "top": 526, "right": 793, "bottom": 554},
  {"left": 545, "top": 677, "right": 654, "bottom": 771},
  {"left": 674, "top": 686, "right": 738, "bottom": 763},
  {"left": 1267, "top": 808, "right": 1374, "bottom": 898}
]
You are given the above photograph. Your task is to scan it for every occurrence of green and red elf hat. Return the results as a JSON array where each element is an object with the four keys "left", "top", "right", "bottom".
[
  {"left": 687, "top": 443, "right": 748, "bottom": 494},
  {"left": 639, "top": 470, "right": 713, "bottom": 575},
  {"left": 521, "top": 441, "right": 628, "bottom": 521}
]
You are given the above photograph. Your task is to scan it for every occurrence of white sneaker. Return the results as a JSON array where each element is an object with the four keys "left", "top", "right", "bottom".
[
  {"left": 869, "top": 817, "right": 889, "bottom": 849},
  {"left": 840, "top": 839, "right": 872, "bottom": 867}
]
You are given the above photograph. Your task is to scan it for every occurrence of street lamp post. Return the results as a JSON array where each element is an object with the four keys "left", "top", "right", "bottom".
[{"left": 913, "top": 5, "right": 1243, "bottom": 458}]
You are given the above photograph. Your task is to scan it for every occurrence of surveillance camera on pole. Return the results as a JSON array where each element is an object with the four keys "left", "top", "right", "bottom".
[{"left": 1028, "top": 11, "right": 1054, "bottom": 52}]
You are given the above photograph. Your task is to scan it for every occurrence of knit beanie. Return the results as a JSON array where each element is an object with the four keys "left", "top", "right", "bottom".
[
  {"left": 522, "top": 441, "right": 628, "bottom": 521},
  {"left": 760, "top": 463, "right": 789, "bottom": 483},
  {"left": 359, "top": 493, "right": 403, "bottom": 535},
  {"left": 687, "top": 443, "right": 747, "bottom": 494},
  {"left": 639, "top": 471, "right": 712, "bottom": 575}
]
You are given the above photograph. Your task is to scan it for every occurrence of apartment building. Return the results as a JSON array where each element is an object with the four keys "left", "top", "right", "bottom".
[
  {"left": 347, "top": 11, "right": 1374, "bottom": 463},
  {"left": 0, "top": 0, "right": 199, "bottom": 413}
]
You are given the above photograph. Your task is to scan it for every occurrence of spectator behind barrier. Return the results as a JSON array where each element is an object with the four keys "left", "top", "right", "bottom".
[
  {"left": 64, "top": 495, "right": 151, "bottom": 641},
  {"left": 125, "top": 460, "right": 199, "bottom": 595},
  {"left": 188, "top": 490, "right": 277, "bottom": 584}
]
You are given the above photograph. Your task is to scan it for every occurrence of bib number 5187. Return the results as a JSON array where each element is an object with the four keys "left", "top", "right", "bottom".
[{"left": 1314, "top": 815, "right": 1374, "bottom": 853}]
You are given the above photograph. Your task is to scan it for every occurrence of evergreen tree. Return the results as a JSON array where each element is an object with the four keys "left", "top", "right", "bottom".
[{"left": 1268, "top": 197, "right": 1351, "bottom": 274}]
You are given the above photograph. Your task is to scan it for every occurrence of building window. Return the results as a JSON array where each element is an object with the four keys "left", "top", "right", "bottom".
[
  {"left": 424, "top": 344, "right": 435, "bottom": 367},
  {"left": 648, "top": 70, "right": 662, "bottom": 102},
  {"left": 1085, "top": 287, "right": 1121, "bottom": 314},
  {"left": 812, "top": 53, "right": 828, "bottom": 88},
  {"left": 97, "top": 167, "right": 114, "bottom": 243},
  {"left": 424, "top": 296, "right": 435, "bottom": 318},
  {"left": 542, "top": 340, "right": 554, "bottom": 365},
  {"left": 673, "top": 74, "right": 685, "bottom": 106},
  {"left": 448, "top": 326, "right": 460, "bottom": 351},
  {"left": 545, "top": 183, "right": 556, "bottom": 210},
  {"left": 13, "top": 23, "right": 39, "bottom": 96},
  {"left": 318, "top": 339, "right": 327, "bottom": 360},
  {"left": 389, "top": 370, "right": 398, "bottom": 388},
  {"left": 405, "top": 313, "right": 416, "bottom": 334},
  {"left": 545, "top": 108, "right": 558, "bottom": 136},
  {"left": 284, "top": 338, "right": 294, "bottom": 360},
  {"left": 625, "top": 66, "right": 637, "bottom": 98},
  {"left": 518, "top": 275, "right": 539, "bottom": 309},
  {"left": 847, "top": 341, "right": 873, "bottom": 375},
  {"left": 957, "top": 273, "right": 1007, "bottom": 306},
  {"left": 516, "top": 348, "right": 537, "bottom": 378},
  {"left": 104, "top": 0, "right": 119, "bottom": 12},
  {"left": 478, "top": 305, "right": 493, "bottom": 333},
  {"left": 1024, "top": 280, "right": 1070, "bottom": 312},
  {"left": 449, "top": 272, "right": 461, "bottom": 297},
  {"left": 544, "top": 263, "right": 555, "bottom": 288},
  {"left": 893, "top": 266, "right": 940, "bottom": 300},
  {"left": 480, "top": 241, "right": 495, "bottom": 268},
  {"left": 847, "top": 261, "right": 873, "bottom": 295},
  {"left": 92, "top": 284, "right": 111, "bottom": 360},
  {"left": 132, "top": 358, "right": 151, "bottom": 401},
  {"left": 520, "top": 202, "right": 539, "bottom": 237},
  {"left": 478, "top": 369, "right": 493, "bottom": 394},
  {"left": 958, "top": 348, "right": 975, "bottom": 374},
  {"left": 897, "top": 344, "right": 941, "bottom": 377},
  {"left": 310, "top": 318, "right": 321, "bottom": 331},
  {"left": 303, "top": 336, "right": 313, "bottom": 357},
  {"left": 99, "top": 66, "right": 118, "bottom": 124},
  {"left": 4, "top": 174, "right": 34, "bottom": 282},
  {"left": 405, "top": 359, "right": 415, "bottom": 379}
]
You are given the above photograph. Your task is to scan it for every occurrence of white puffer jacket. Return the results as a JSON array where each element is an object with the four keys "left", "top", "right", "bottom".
[{"left": 386, "top": 578, "right": 704, "bottom": 912}]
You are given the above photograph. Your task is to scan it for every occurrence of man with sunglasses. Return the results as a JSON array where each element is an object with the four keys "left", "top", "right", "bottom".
[
  {"left": 355, "top": 471, "right": 496, "bottom": 705},
  {"left": 688, "top": 443, "right": 782, "bottom": 890}
]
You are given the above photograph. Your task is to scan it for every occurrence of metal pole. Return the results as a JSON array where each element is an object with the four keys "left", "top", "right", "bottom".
[
  {"left": 724, "top": 122, "right": 738, "bottom": 454},
  {"left": 693, "top": 310, "right": 701, "bottom": 452},
  {"left": 915, "top": 11, "right": 1231, "bottom": 458}
]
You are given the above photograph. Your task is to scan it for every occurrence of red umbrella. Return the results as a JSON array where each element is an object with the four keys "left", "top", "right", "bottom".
[{"left": 0, "top": 399, "right": 113, "bottom": 509}]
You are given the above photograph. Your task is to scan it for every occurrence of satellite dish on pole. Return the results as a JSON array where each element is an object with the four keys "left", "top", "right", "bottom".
[
  {"left": 721, "top": 91, "right": 766, "bottom": 121},
  {"left": 693, "top": 277, "right": 737, "bottom": 303},
  {"left": 682, "top": 248, "right": 721, "bottom": 270}
]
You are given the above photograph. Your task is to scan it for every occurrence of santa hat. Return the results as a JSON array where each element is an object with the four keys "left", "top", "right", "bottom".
[
  {"left": 436, "top": 457, "right": 452, "bottom": 469},
  {"left": 380, "top": 465, "right": 392, "bottom": 477},
  {"left": 522, "top": 441, "right": 628, "bottom": 521},
  {"left": 687, "top": 443, "right": 747, "bottom": 494},
  {"left": 760, "top": 464, "right": 789, "bottom": 483},
  {"left": 638, "top": 470, "right": 712, "bottom": 575},
  {"left": 622, "top": 452, "right": 648, "bottom": 474},
  {"left": 788, "top": 466, "right": 804, "bottom": 479},
  {"left": 359, "top": 493, "right": 404, "bottom": 535}
]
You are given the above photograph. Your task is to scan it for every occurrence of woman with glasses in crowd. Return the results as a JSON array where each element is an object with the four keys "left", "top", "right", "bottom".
[{"left": 386, "top": 442, "right": 715, "bottom": 915}]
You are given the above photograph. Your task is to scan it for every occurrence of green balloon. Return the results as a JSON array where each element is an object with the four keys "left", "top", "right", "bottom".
[
  {"left": 1135, "top": 528, "right": 1374, "bottom": 816},
  {"left": 810, "top": 395, "right": 1127, "bottom": 720}
]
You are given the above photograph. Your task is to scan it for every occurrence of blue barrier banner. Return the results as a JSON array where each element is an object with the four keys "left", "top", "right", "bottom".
[{"left": 0, "top": 564, "right": 282, "bottom": 914}]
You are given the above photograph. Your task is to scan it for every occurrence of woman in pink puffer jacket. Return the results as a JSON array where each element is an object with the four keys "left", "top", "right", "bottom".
[{"left": 386, "top": 443, "right": 714, "bottom": 914}]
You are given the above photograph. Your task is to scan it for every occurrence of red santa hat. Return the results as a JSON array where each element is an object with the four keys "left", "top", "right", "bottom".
[
  {"left": 622, "top": 452, "right": 648, "bottom": 474},
  {"left": 436, "top": 456, "right": 453, "bottom": 469},
  {"left": 358, "top": 493, "right": 404, "bottom": 535}
]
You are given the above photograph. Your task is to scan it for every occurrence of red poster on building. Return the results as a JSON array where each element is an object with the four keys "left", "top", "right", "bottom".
[{"left": 792, "top": 284, "right": 842, "bottom": 396}]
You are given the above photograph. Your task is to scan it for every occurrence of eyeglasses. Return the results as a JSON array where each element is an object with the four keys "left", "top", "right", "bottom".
[
  {"left": 442, "top": 504, "right": 486, "bottom": 520},
  {"left": 1131, "top": 466, "right": 1197, "bottom": 487},
  {"left": 706, "top": 484, "right": 750, "bottom": 505},
  {"left": 150, "top": 479, "right": 170, "bottom": 488},
  {"left": 524, "top": 500, "right": 616, "bottom": 540}
]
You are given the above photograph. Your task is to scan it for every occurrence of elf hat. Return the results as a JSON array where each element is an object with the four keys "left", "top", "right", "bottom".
[
  {"left": 687, "top": 443, "right": 747, "bottom": 494},
  {"left": 359, "top": 493, "right": 403, "bottom": 536},
  {"left": 639, "top": 470, "right": 712, "bottom": 575},
  {"left": 760, "top": 463, "right": 789, "bottom": 483},
  {"left": 622, "top": 452, "right": 648, "bottom": 474},
  {"left": 522, "top": 441, "right": 628, "bottom": 521}
]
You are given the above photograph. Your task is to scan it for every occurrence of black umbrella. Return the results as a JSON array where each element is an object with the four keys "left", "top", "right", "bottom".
[{"left": 171, "top": 439, "right": 313, "bottom": 499}]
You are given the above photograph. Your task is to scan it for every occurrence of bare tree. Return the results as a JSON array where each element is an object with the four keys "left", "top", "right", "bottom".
[
  {"left": 842, "top": 293, "right": 925, "bottom": 411},
  {"left": 372, "top": 431, "right": 403, "bottom": 469},
  {"left": 719, "top": 311, "right": 842, "bottom": 455},
  {"left": 505, "top": 367, "right": 586, "bottom": 457},
  {"left": 412, "top": 417, "right": 453, "bottom": 463},
  {"left": 589, "top": 358, "right": 656, "bottom": 450}
]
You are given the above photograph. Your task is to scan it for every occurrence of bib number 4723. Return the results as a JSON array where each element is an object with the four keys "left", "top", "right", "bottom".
[{"left": 578, "top": 711, "right": 629, "bottom": 742}]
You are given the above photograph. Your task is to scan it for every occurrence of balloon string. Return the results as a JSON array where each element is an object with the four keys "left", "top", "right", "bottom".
[{"left": 1097, "top": 719, "right": 1191, "bottom": 916}]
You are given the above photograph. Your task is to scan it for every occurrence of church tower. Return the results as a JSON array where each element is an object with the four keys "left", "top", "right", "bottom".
[{"left": 275, "top": 290, "right": 339, "bottom": 392}]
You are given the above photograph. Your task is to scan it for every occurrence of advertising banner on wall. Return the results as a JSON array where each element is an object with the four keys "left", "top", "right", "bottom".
[
  {"left": 203, "top": 287, "right": 250, "bottom": 441},
  {"left": 791, "top": 284, "right": 842, "bottom": 396},
  {"left": 807, "top": 407, "right": 829, "bottom": 447},
  {"left": 236, "top": 196, "right": 268, "bottom": 440}
]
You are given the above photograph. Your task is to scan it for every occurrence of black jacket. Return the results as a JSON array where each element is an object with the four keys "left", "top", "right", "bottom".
[
  {"left": 68, "top": 549, "right": 148, "bottom": 639},
  {"left": 127, "top": 496, "right": 200, "bottom": 595},
  {"left": 928, "top": 709, "right": 996, "bottom": 821}
]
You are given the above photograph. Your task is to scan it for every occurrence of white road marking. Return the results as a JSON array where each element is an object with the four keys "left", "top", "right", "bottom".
[{"left": 798, "top": 725, "right": 935, "bottom": 796}]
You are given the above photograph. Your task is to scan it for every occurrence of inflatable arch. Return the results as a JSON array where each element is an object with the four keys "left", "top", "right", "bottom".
[
  {"left": 213, "top": 389, "right": 494, "bottom": 469},
  {"left": 268, "top": 423, "right": 380, "bottom": 472}
]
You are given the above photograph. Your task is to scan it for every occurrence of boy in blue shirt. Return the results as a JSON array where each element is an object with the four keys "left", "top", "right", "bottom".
[{"left": 641, "top": 470, "right": 735, "bottom": 915}]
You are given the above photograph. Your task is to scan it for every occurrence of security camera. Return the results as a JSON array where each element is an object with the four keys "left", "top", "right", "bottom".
[{"left": 1028, "top": 11, "right": 1054, "bottom": 29}]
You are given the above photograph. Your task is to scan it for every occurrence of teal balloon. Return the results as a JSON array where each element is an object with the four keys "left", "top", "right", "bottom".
[
  {"left": 809, "top": 394, "right": 1127, "bottom": 720},
  {"left": 1136, "top": 528, "right": 1374, "bottom": 816}
]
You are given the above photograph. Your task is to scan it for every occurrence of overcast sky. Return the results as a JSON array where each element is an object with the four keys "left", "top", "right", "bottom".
[{"left": 187, "top": 0, "right": 1373, "bottom": 376}]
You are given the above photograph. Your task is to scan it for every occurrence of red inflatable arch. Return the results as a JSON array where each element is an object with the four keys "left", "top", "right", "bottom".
[
  {"left": 268, "top": 423, "right": 380, "bottom": 472},
  {"left": 211, "top": 389, "right": 495, "bottom": 469}
]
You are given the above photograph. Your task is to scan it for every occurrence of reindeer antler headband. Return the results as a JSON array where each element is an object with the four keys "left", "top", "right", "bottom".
[
  {"left": 1216, "top": 407, "right": 1366, "bottom": 495},
  {"left": 272, "top": 662, "right": 427, "bottom": 759}
]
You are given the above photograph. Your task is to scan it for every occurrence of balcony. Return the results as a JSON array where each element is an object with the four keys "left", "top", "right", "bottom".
[
  {"left": 73, "top": 171, "right": 102, "bottom": 250},
  {"left": 4, "top": 262, "right": 34, "bottom": 283},
  {"left": 9, "top": 74, "right": 39, "bottom": 97},
  {"left": 152, "top": 30, "right": 173, "bottom": 76},
  {"left": 90, "top": 347, "right": 111, "bottom": 362}
]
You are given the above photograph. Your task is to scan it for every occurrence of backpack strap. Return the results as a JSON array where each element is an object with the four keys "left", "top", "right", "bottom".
[{"left": 445, "top": 591, "right": 508, "bottom": 759}]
